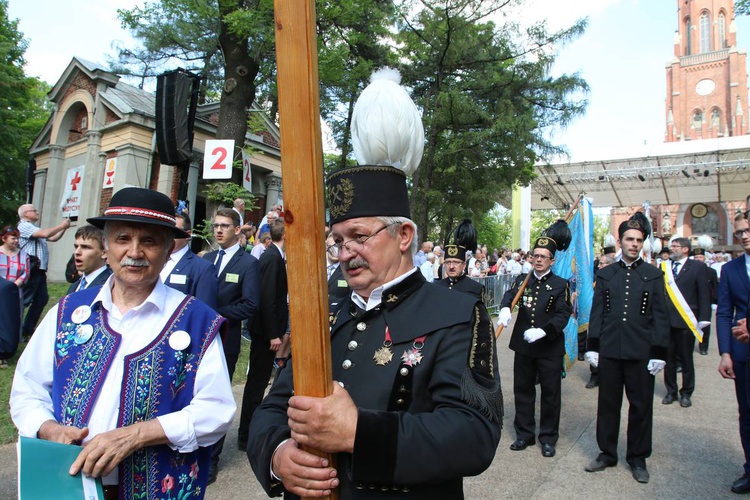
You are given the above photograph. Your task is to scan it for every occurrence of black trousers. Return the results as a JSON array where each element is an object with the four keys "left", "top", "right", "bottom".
[
  {"left": 237, "top": 336, "right": 276, "bottom": 445},
  {"left": 513, "top": 352, "right": 562, "bottom": 445},
  {"left": 596, "top": 357, "right": 654, "bottom": 467},
  {"left": 22, "top": 269, "right": 48, "bottom": 337},
  {"left": 664, "top": 327, "right": 696, "bottom": 397},
  {"left": 699, "top": 324, "right": 711, "bottom": 352}
]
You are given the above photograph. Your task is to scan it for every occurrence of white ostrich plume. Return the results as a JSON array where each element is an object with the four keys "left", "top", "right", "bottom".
[
  {"left": 696, "top": 234, "right": 714, "bottom": 251},
  {"left": 603, "top": 233, "right": 616, "bottom": 247},
  {"left": 652, "top": 238, "right": 662, "bottom": 254},
  {"left": 351, "top": 67, "right": 425, "bottom": 176},
  {"left": 642, "top": 238, "right": 652, "bottom": 255}
]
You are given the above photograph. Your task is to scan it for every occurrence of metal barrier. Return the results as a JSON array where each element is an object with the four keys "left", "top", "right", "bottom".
[{"left": 471, "top": 274, "right": 517, "bottom": 315}]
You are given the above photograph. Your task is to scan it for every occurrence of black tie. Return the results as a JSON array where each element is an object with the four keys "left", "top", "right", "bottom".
[
  {"left": 215, "top": 249, "right": 226, "bottom": 276},
  {"left": 672, "top": 261, "right": 680, "bottom": 275}
]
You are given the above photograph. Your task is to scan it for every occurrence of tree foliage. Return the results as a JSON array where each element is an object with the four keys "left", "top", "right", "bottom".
[
  {"left": 737, "top": 1, "right": 750, "bottom": 16},
  {"left": 396, "top": 0, "right": 588, "bottom": 244},
  {"left": 0, "top": 0, "right": 50, "bottom": 224}
]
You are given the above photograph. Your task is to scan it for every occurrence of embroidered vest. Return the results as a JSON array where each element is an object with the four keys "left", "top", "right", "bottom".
[{"left": 53, "top": 288, "right": 226, "bottom": 500}]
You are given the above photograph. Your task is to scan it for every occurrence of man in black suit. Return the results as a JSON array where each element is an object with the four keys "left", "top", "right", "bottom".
[
  {"left": 66, "top": 225, "right": 111, "bottom": 295},
  {"left": 203, "top": 208, "right": 260, "bottom": 483},
  {"left": 498, "top": 231, "right": 572, "bottom": 459},
  {"left": 160, "top": 213, "right": 218, "bottom": 309},
  {"left": 662, "top": 237, "right": 711, "bottom": 407},
  {"left": 325, "top": 231, "right": 350, "bottom": 308},
  {"left": 237, "top": 219, "right": 289, "bottom": 452}
]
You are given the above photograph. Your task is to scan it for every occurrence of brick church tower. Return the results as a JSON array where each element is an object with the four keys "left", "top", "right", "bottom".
[{"left": 665, "top": 0, "right": 749, "bottom": 141}]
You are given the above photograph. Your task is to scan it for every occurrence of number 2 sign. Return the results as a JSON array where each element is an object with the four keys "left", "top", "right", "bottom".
[{"left": 202, "top": 140, "right": 235, "bottom": 179}]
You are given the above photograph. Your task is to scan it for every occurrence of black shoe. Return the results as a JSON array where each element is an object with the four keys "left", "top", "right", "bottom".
[
  {"left": 509, "top": 438, "right": 535, "bottom": 451},
  {"left": 732, "top": 474, "right": 750, "bottom": 494},
  {"left": 631, "top": 465, "right": 650, "bottom": 483},
  {"left": 585, "top": 458, "right": 616, "bottom": 472},
  {"left": 586, "top": 377, "right": 599, "bottom": 389},
  {"left": 662, "top": 393, "right": 678, "bottom": 405},
  {"left": 541, "top": 443, "right": 555, "bottom": 457},
  {"left": 699, "top": 348, "right": 708, "bottom": 355},
  {"left": 680, "top": 395, "right": 692, "bottom": 408},
  {"left": 207, "top": 465, "right": 218, "bottom": 485}
]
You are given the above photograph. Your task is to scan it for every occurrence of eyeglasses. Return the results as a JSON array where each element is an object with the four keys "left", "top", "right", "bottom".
[
  {"left": 734, "top": 228, "right": 750, "bottom": 239},
  {"left": 531, "top": 254, "right": 551, "bottom": 260},
  {"left": 444, "top": 260, "right": 464, "bottom": 267},
  {"left": 24, "top": 208, "right": 38, "bottom": 214},
  {"left": 212, "top": 223, "right": 235, "bottom": 230},
  {"left": 2, "top": 227, "right": 17, "bottom": 235},
  {"left": 330, "top": 222, "right": 399, "bottom": 253}
]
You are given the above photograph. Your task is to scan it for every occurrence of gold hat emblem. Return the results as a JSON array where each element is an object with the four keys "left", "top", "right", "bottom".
[
  {"left": 327, "top": 178, "right": 355, "bottom": 220},
  {"left": 628, "top": 219, "right": 640, "bottom": 228},
  {"left": 447, "top": 245, "right": 458, "bottom": 257},
  {"left": 537, "top": 237, "right": 550, "bottom": 247}
]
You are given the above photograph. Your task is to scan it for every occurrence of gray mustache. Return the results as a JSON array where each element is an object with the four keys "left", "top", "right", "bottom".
[
  {"left": 344, "top": 259, "right": 369, "bottom": 271},
  {"left": 120, "top": 257, "right": 150, "bottom": 267}
]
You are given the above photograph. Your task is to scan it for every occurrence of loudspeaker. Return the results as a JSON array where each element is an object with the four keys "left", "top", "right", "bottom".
[{"left": 155, "top": 71, "right": 200, "bottom": 165}]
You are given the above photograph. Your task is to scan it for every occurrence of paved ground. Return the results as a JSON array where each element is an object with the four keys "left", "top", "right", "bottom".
[{"left": 0, "top": 314, "right": 747, "bottom": 499}]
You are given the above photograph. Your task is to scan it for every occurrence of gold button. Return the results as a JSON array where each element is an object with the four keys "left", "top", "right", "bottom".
[
  {"left": 400, "top": 367, "right": 409, "bottom": 376},
  {"left": 356, "top": 322, "right": 366, "bottom": 331},
  {"left": 396, "top": 399, "right": 405, "bottom": 405}
]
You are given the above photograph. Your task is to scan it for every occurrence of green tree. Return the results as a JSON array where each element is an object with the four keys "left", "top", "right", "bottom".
[
  {"left": 474, "top": 206, "right": 512, "bottom": 251},
  {"left": 530, "top": 209, "right": 566, "bottom": 244},
  {"left": 396, "top": 0, "right": 588, "bottom": 243},
  {"left": 0, "top": 1, "right": 50, "bottom": 223},
  {"left": 737, "top": 1, "right": 750, "bottom": 15}
]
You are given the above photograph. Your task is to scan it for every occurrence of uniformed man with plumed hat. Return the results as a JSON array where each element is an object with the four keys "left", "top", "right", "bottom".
[
  {"left": 434, "top": 219, "right": 485, "bottom": 301},
  {"left": 247, "top": 68, "right": 503, "bottom": 499},
  {"left": 497, "top": 220, "right": 573, "bottom": 459},
  {"left": 584, "top": 211, "right": 670, "bottom": 484}
]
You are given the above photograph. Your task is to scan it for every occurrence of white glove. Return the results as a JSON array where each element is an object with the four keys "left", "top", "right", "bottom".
[
  {"left": 647, "top": 359, "right": 666, "bottom": 375},
  {"left": 711, "top": 304, "right": 718, "bottom": 311},
  {"left": 498, "top": 307, "right": 512, "bottom": 327},
  {"left": 698, "top": 321, "right": 711, "bottom": 329},
  {"left": 523, "top": 328, "right": 547, "bottom": 343},
  {"left": 585, "top": 351, "right": 599, "bottom": 368}
]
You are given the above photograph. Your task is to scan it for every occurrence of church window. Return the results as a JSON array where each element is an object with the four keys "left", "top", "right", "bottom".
[
  {"left": 719, "top": 11, "right": 727, "bottom": 48},
  {"left": 700, "top": 11, "right": 711, "bottom": 53},
  {"left": 692, "top": 110, "right": 703, "bottom": 130},
  {"left": 685, "top": 17, "right": 692, "bottom": 55},
  {"left": 711, "top": 108, "right": 721, "bottom": 132}
]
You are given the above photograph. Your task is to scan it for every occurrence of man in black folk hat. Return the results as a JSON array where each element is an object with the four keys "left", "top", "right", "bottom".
[
  {"left": 584, "top": 212, "right": 670, "bottom": 484},
  {"left": 435, "top": 219, "right": 484, "bottom": 301},
  {"left": 497, "top": 226, "right": 572, "bottom": 459},
  {"left": 247, "top": 68, "right": 502, "bottom": 499},
  {"left": 10, "top": 187, "right": 235, "bottom": 500}
]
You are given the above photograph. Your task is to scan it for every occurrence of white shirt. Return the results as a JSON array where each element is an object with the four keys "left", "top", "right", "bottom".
[
  {"left": 251, "top": 242, "right": 267, "bottom": 260},
  {"left": 233, "top": 207, "right": 244, "bottom": 227},
  {"left": 10, "top": 277, "right": 236, "bottom": 485},
  {"left": 79, "top": 264, "right": 109, "bottom": 290},
  {"left": 215, "top": 242, "right": 241, "bottom": 275},
  {"left": 506, "top": 260, "right": 522, "bottom": 275},
  {"left": 352, "top": 268, "right": 418, "bottom": 312},
  {"left": 419, "top": 260, "right": 435, "bottom": 282},
  {"left": 160, "top": 244, "right": 190, "bottom": 282}
]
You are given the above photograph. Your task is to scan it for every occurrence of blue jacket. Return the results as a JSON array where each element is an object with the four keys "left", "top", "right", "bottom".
[
  {"left": 164, "top": 249, "right": 218, "bottom": 309},
  {"left": 717, "top": 255, "right": 750, "bottom": 361}
]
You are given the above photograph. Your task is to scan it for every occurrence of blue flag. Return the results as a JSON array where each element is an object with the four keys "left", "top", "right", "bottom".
[{"left": 551, "top": 198, "right": 595, "bottom": 367}]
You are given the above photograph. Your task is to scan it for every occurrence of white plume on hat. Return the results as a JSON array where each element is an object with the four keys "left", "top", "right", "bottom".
[
  {"left": 696, "top": 234, "right": 713, "bottom": 251},
  {"left": 642, "top": 238, "right": 652, "bottom": 255},
  {"left": 603, "top": 233, "right": 616, "bottom": 248},
  {"left": 652, "top": 238, "right": 662, "bottom": 254},
  {"left": 351, "top": 67, "right": 425, "bottom": 176}
]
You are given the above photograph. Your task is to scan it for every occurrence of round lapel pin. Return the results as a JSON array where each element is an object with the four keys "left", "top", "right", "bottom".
[
  {"left": 71, "top": 305, "right": 92, "bottom": 324},
  {"left": 169, "top": 330, "right": 191, "bottom": 351}
]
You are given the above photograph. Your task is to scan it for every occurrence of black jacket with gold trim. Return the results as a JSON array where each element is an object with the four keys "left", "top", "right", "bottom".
[
  {"left": 500, "top": 271, "right": 572, "bottom": 358},
  {"left": 587, "top": 258, "right": 670, "bottom": 360},
  {"left": 434, "top": 274, "right": 485, "bottom": 302},
  {"left": 248, "top": 271, "right": 503, "bottom": 499}
]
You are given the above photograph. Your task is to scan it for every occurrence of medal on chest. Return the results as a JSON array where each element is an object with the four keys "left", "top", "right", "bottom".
[
  {"left": 401, "top": 336, "right": 427, "bottom": 367},
  {"left": 373, "top": 326, "right": 394, "bottom": 366}
]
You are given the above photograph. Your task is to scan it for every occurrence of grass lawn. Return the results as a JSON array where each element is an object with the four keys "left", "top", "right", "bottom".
[{"left": 0, "top": 282, "right": 251, "bottom": 446}]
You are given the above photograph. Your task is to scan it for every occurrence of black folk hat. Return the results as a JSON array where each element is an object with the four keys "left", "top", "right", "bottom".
[
  {"left": 618, "top": 211, "right": 651, "bottom": 239},
  {"left": 533, "top": 219, "right": 571, "bottom": 255},
  {"left": 326, "top": 166, "right": 410, "bottom": 225},
  {"left": 692, "top": 247, "right": 706, "bottom": 256},
  {"left": 88, "top": 187, "right": 189, "bottom": 238}
]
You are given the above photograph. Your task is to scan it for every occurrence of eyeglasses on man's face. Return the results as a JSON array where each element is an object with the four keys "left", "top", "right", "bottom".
[
  {"left": 212, "top": 223, "right": 235, "bottom": 231},
  {"left": 531, "top": 254, "right": 551, "bottom": 260},
  {"left": 330, "top": 222, "right": 399, "bottom": 253},
  {"left": 734, "top": 228, "right": 750, "bottom": 239}
]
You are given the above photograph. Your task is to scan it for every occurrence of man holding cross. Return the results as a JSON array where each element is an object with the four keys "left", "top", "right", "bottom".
[{"left": 247, "top": 69, "right": 502, "bottom": 498}]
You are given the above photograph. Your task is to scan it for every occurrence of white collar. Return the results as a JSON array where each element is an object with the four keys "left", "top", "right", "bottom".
[
  {"left": 169, "top": 244, "right": 190, "bottom": 263},
  {"left": 352, "top": 268, "right": 418, "bottom": 311},
  {"left": 94, "top": 275, "right": 168, "bottom": 317},
  {"left": 81, "top": 264, "right": 108, "bottom": 285}
]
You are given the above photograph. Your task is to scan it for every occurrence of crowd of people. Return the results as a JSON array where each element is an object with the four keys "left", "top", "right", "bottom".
[{"left": 7, "top": 66, "right": 750, "bottom": 499}]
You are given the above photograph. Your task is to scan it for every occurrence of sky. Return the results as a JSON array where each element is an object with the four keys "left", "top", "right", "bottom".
[{"left": 8, "top": 0, "right": 750, "bottom": 163}]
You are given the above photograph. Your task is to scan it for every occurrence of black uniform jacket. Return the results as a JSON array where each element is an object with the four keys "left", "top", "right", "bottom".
[
  {"left": 248, "top": 271, "right": 503, "bottom": 499},
  {"left": 500, "top": 272, "right": 572, "bottom": 358},
  {"left": 434, "top": 274, "right": 485, "bottom": 301},
  {"left": 587, "top": 259, "right": 670, "bottom": 360}
]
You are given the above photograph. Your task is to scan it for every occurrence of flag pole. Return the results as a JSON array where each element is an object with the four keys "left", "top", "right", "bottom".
[
  {"left": 273, "top": 2, "right": 337, "bottom": 498},
  {"left": 495, "top": 193, "right": 584, "bottom": 339}
]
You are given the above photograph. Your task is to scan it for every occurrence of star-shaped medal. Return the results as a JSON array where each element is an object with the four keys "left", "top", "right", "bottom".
[
  {"left": 373, "top": 346, "right": 393, "bottom": 366},
  {"left": 401, "top": 348, "right": 423, "bottom": 367}
]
